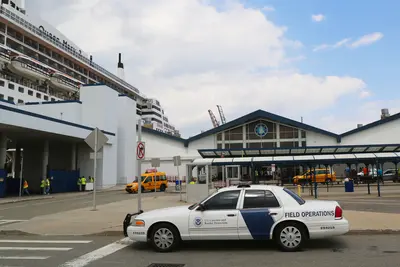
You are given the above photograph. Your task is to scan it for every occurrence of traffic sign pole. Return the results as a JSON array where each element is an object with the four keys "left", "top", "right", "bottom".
[
  {"left": 92, "top": 128, "right": 98, "bottom": 211},
  {"left": 137, "top": 119, "right": 142, "bottom": 212}
]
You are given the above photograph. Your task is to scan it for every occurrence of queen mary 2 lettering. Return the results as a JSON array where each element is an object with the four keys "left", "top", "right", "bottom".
[{"left": 38, "top": 25, "right": 82, "bottom": 55}]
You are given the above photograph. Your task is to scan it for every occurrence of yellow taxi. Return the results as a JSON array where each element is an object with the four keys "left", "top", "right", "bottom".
[
  {"left": 293, "top": 168, "right": 337, "bottom": 184},
  {"left": 125, "top": 169, "right": 168, "bottom": 193}
]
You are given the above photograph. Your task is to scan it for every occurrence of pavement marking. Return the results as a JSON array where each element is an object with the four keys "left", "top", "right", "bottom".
[
  {"left": 0, "top": 247, "right": 72, "bottom": 251},
  {"left": 58, "top": 237, "right": 133, "bottom": 267},
  {"left": 0, "top": 240, "right": 92, "bottom": 244},
  {"left": 0, "top": 220, "right": 28, "bottom": 226},
  {"left": 0, "top": 256, "right": 50, "bottom": 260}
]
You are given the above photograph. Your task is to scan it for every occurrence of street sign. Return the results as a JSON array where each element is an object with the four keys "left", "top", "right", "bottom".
[
  {"left": 85, "top": 128, "right": 108, "bottom": 152},
  {"left": 173, "top": 156, "right": 181, "bottom": 166},
  {"left": 151, "top": 158, "right": 160, "bottom": 167},
  {"left": 136, "top": 142, "right": 145, "bottom": 160}
]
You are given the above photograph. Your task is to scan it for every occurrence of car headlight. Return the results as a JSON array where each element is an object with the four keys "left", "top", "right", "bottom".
[{"left": 132, "top": 219, "right": 145, "bottom": 227}]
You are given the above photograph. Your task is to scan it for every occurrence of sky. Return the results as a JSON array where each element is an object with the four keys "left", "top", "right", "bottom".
[{"left": 27, "top": 0, "right": 400, "bottom": 138}]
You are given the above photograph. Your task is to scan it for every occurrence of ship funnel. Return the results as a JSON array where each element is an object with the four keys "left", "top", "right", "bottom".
[
  {"left": 20, "top": 0, "right": 26, "bottom": 9},
  {"left": 117, "top": 52, "right": 125, "bottom": 81}
]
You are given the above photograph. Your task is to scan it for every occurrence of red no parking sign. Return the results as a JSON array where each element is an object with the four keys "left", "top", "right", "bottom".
[{"left": 136, "top": 142, "right": 145, "bottom": 160}]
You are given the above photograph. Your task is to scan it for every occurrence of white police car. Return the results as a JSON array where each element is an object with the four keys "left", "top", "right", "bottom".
[{"left": 123, "top": 184, "right": 349, "bottom": 252}]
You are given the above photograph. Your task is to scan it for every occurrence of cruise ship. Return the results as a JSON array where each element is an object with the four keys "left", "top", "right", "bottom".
[{"left": 0, "top": 0, "right": 180, "bottom": 137}]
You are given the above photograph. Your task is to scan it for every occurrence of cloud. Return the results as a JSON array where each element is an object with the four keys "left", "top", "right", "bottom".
[
  {"left": 349, "top": 32, "right": 384, "bottom": 48},
  {"left": 311, "top": 14, "right": 325, "bottom": 22},
  {"left": 27, "top": 0, "right": 369, "bottom": 137},
  {"left": 262, "top": 6, "right": 275, "bottom": 12},
  {"left": 314, "top": 32, "right": 383, "bottom": 52}
]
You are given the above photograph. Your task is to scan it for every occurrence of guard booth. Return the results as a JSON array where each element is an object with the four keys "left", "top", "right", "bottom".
[
  {"left": 185, "top": 159, "right": 214, "bottom": 203},
  {"left": 224, "top": 165, "right": 241, "bottom": 185}
]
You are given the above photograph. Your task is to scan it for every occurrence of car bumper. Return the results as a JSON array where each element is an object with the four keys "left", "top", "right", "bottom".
[
  {"left": 308, "top": 218, "right": 350, "bottom": 239},
  {"left": 126, "top": 225, "right": 148, "bottom": 242},
  {"left": 125, "top": 188, "right": 137, "bottom": 193},
  {"left": 122, "top": 211, "right": 143, "bottom": 237}
]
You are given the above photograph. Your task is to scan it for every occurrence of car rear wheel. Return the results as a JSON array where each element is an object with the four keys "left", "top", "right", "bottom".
[
  {"left": 274, "top": 222, "right": 306, "bottom": 252},
  {"left": 149, "top": 223, "right": 180, "bottom": 252}
]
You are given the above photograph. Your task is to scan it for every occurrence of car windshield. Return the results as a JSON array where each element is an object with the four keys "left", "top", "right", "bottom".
[
  {"left": 188, "top": 191, "right": 218, "bottom": 210},
  {"left": 133, "top": 176, "right": 147, "bottom": 182}
]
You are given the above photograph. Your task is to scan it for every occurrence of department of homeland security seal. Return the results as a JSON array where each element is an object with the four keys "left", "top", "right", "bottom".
[
  {"left": 254, "top": 123, "right": 268, "bottom": 137},
  {"left": 193, "top": 217, "right": 203, "bottom": 227}
]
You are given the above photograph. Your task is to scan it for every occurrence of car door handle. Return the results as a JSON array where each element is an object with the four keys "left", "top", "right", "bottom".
[
  {"left": 227, "top": 214, "right": 237, "bottom": 217},
  {"left": 269, "top": 212, "right": 278, "bottom": 216}
]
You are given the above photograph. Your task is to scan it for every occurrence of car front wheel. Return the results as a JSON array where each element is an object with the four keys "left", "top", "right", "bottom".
[
  {"left": 275, "top": 222, "right": 306, "bottom": 252},
  {"left": 149, "top": 223, "right": 180, "bottom": 252}
]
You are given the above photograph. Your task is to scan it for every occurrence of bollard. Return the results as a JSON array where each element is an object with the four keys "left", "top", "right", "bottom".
[
  {"left": 297, "top": 184, "right": 301, "bottom": 196},
  {"left": 302, "top": 184, "right": 305, "bottom": 193},
  {"left": 367, "top": 181, "right": 371, "bottom": 195},
  {"left": 377, "top": 178, "right": 381, "bottom": 197},
  {"left": 327, "top": 182, "right": 329, "bottom": 192},
  {"left": 314, "top": 182, "right": 318, "bottom": 199}
]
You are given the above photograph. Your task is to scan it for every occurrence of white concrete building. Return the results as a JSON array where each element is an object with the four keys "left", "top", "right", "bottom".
[{"left": 0, "top": 83, "right": 136, "bottom": 196}]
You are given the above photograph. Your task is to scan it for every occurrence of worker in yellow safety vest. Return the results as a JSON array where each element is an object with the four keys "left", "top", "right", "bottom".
[
  {"left": 22, "top": 180, "right": 30, "bottom": 196},
  {"left": 77, "top": 177, "right": 82, "bottom": 191},
  {"left": 40, "top": 178, "right": 46, "bottom": 195},
  {"left": 81, "top": 176, "right": 86, "bottom": 191},
  {"left": 45, "top": 177, "right": 51, "bottom": 195},
  {"left": 189, "top": 178, "right": 196, "bottom": 184}
]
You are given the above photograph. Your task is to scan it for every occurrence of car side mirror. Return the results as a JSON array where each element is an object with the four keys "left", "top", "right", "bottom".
[{"left": 197, "top": 203, "right": 206, "bottom": 211}]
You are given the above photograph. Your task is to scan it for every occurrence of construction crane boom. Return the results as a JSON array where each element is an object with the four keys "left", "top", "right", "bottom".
[
  {"left": 217, "top": 105, "right": 226, "bottom": 125},
  {"left": 208, "top": 109, "right": 220, "bottom": 128}
]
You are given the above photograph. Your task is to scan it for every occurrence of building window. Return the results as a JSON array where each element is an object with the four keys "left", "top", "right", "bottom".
[
  {"left": 217, "top": 143, "right": 222, "bottom": 149},
  {"left": 8, "top": 83, "right": 14, "bottom": 90},
  {"left": 217, "top": 132, "right": 222, "bottom": 141},
  {"left": 226, "top": 143, "right": 243, "bottom": 149},
  {"left": 17, "top": 99, "right": 23, "bottom": 104},
  {"left": 44, "top": 95, "right": 49, "bottom": 100},
  {"left": 0, "top": 80, "right": 4, "bottom": 87},
  {"left": 301, "top": 141, "right": 306, "bottom": 147},
  {"left": 36, "top": 93, "right": 41, "bottom": 99},
  {"left": 18, "top": 87, "right": 24, "bottom": 93},
  {"left": 301, "top": 130, "right": 306, "bottom": 138},
  {"left": 28, "top": 90, "right": 33, "bottom": 96},
  {"left": 246, "top": 120, "right": 276, "bottom": 140},
  {"left": 246, "top": 142, "right": 276, "bottom": 149},
  {"left": 8, "top": 96, "right": 14, "bottom": 102},
  {"left": 51, "top": 98, "right": 56, "bottom": 101},
  {"left": 280, "top": 141, "right": 299, "bottom": 148},
  {"left": 280, "top": 125, "right": 299, "bottom": 139},
  {"left": 0, "top": 94, "right": 4, "bottom": 99},
  {"left": 225, "top": 126, "right": 243, "bottom": 141}
]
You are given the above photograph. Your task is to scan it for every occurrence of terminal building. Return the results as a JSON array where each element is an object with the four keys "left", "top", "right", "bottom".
[{"left": 1, "top": 82, "right": 400, "bottom": 197}]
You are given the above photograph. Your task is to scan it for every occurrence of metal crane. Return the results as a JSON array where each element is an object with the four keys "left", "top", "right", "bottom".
[
  {"left": 217, "top": 105, "right": 226, "bottom": 125},
  {"left": 208, "top": 109, "right": 220, "bottom": 128}
]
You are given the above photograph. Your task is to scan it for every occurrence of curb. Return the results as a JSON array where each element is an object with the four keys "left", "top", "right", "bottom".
[
  {"left": 0, "top": 196, "right": 54, "bottom": 205},
  {"left": 2, "top": 229, "right": 400, "bottom": 237}
]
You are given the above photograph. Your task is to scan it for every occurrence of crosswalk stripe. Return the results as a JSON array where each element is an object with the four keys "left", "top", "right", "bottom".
[
  {"left": 0, "top": 256, "right": 50, "bottom": 260},
  {"left": 0, "top": 240, "right": 92, "bottom": 244},
  {"left": 0, "top": 247, "right": 72, "bottom": 251}
]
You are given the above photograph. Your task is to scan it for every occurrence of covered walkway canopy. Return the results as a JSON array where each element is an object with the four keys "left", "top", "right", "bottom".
[{"left": 196, "top": 144, "right": 400, "bottom": 165}]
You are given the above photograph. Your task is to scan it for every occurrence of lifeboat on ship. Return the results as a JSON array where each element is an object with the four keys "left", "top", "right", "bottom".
[
  {"left": 49, "top": 71, "right": 82, "bottom": 92},
  {"left": 7, "top": 54, "right": 50, "bottom": 82}
]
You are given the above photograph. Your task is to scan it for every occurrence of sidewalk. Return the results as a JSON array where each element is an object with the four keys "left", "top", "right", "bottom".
[
  {"left": 1, "top": 194, "right": 399, "bottom": 236},
  {"left": 0, "top": 185, "right": 126, "bottom": 205}
]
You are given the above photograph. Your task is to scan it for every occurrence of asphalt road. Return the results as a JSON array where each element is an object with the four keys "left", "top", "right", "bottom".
[
  {"left": 88, "top": 235, "right": 400, "bottom": 267},
  {"left": 0, "top": 235, "right": 399, "bottom": 267},
  {"left": 0, "top": 190, "right": 164, "bottom": 220}
]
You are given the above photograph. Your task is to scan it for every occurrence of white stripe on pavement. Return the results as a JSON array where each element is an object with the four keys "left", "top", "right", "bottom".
[
  {"left": 0, "top": 256, "right": 50, "bottom": 260},
  {"left": 0, "top": 220, "right": 27, "bottom": 226},
  {"left": 0, "top": 247, "right": 72, "bottom": 251},
  {"left": 0, "top": 240, "right": 92, "bottom": 244},
  {"left": 58, "top": 237, "right": 133, "bottom": 267}
]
